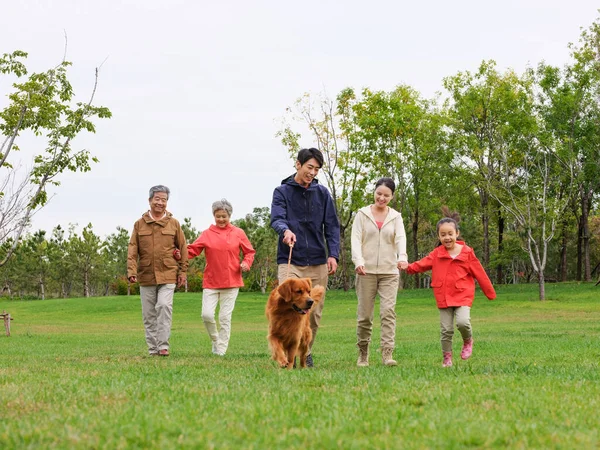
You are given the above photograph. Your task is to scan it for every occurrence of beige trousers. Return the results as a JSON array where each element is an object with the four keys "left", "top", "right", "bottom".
[
  {"left": 140, "top": 283, "right": 176, "bottom": 354},
  {"left": 355, "top": 273, "right": 399, "bottom": 349},
  {"left": 439, "top": 306, "right": 472, "bottom": 352},
  {"left": 202, "top": 288, "right": 239, "bottom": 355},
  {"left": 278, "top": 263, "right": 328, "bottom": 351}
]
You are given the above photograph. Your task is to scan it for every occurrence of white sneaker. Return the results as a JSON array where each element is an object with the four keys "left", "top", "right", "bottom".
[{"left": 211, "top": 341, "right": 218, "bottom": 354}]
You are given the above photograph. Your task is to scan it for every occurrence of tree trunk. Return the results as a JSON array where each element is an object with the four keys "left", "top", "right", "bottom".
[
  {"left": 40, "top": 279, "right": 45, "bottom": 300},
  {"left": 339, "top": 229, "right": 350, "bottom": 292},
  {"left": 496, "top": 210, "right": 504, "bottom": 284},
  {"left": 84, "top": 270, "right": 90, "bottom": 298},
  {"left": 538, "top": 269, "right": 545, "bottom": 301},
  {"left": 576, "top": 213, "right": 583, "bottom": 281},
  {"left": 558, "top": 220, "right": 568, "bottom": 282},
  {"left": 480, "top": 191, "right": 490, "bottom": 270},
  {"left": 581, "top": 190, "right": 592, "bottom": 282},
  {"left": 412, "top": 210, "right": 420, "bottom": 289}
]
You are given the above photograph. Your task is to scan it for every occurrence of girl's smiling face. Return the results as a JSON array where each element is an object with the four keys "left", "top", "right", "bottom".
[{"left": 438, "top": 222, "right": 459, "bottom": 250}]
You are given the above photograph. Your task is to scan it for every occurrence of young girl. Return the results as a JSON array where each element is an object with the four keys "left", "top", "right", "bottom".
[{"left": 406, "top": 210, "right": 496, "bottom": 367}]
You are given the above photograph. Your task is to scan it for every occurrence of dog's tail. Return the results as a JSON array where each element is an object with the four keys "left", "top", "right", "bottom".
[{"left": 310, "top": 285, "right": 325, "bottom": 303}]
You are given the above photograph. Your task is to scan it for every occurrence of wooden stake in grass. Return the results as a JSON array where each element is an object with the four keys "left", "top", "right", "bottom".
[{"left": 0, "top": 310, "right": 13, "bottom": 336}]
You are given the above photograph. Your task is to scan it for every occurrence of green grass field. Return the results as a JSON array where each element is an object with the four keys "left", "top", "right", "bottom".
[{"left": 0, "top": 283, "right": 599, "bottom": 449}]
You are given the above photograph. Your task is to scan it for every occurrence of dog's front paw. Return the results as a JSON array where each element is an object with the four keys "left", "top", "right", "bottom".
[{"left": 279, "top": 360, "right": 289, "bottom": 368}]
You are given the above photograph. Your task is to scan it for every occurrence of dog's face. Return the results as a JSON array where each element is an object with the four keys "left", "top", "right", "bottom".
[{"left": 277, "top": 278, "right": 314, "bottom": 314}]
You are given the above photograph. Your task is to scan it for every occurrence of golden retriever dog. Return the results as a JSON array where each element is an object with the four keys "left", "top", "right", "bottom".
[{"left": 265, "top": 278, "right": 325, "bottom": 369}]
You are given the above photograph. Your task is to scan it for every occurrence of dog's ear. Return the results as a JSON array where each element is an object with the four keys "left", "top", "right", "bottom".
[{"left": 277, "top": 280, "right": 293, "bottom": 301}]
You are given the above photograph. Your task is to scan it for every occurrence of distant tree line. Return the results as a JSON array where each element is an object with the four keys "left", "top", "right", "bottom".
[{"left": 2, "top": 17, "right": 600, "bottom": 300}]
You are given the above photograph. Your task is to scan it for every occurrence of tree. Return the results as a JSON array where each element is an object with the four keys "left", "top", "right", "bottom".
[
  {"left": 443, "top": 61, "right": 529, "bottom": 282},
  {"left": 234, "top": 207, "right": 278, "bottom": 293},
  {"left": 488, "top": 68, "right": 575, "bottom": 299},
  {"left": 181, "top": 217, "right": 204, "bottom": 292},
  {"left": 69, "top": 223, "right": 102, "bottom": 297},
  {"left": 47, "top": 225, "right": 75, "bottom": 298},
  {"left": 0, "top": 49, "right": 111, "bottom": 267},
  {"left": 537, "top": 18, "right": 600, "bottom": 282},
  {"left": 278, "top": 91, "right": 368, "bottom": 290},
  {"left": 103, "top": 226, "right": 130, "bottom": 295}
]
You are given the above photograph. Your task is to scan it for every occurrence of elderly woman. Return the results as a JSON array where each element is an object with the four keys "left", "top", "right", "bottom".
[{"left": 181, "top": 199, "right": 256, "bottom": 356}]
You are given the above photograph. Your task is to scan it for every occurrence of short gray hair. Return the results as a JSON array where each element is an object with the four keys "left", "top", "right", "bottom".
[
  {"left": 149, "top": 185, "right": 170, "bottom": 200},
  {"left": 212, "top": 198, "right": 233, "bottom": 216}
]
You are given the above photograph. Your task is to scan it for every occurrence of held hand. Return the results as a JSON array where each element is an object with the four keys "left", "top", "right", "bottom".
[
  {"left": 397, "top": 261, "right": 408, "bottom": 270},
  {"left": 355, "top": 265, "right": 366, "bottom": 276},
  {"left": 173, "top": 249, "right": 182, "bottom": 261},
  {"left": 282, "top": 229, "right": 296, "bottom": 246},
  {"left": 177, "top": 274, "right": 186, "bottom": 288},
  {"left": 327, "top": 257, "right": 338, "bottom": 275},
  {"left": 240, "top": 262, "right": 250, "bottom": 272},
  {"left": 128, "top": 276, "right": 137, "bottom": 284}
]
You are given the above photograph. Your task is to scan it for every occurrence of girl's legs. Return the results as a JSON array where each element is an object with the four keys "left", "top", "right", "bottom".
[
  {"left": 215, "top": 288, "right": 239, "bottom": 355},
  {"left": 439, "top": 307, "right": 455, "bottom": 353},
  {"left": 202, "top": 288, "right": 220, "bottom": 352},
  {"left": 455, "top": 306, "right": 473, "bottom": 359},
  {"left": 454, "top": 306, "right": 472, "bottom": 340}
]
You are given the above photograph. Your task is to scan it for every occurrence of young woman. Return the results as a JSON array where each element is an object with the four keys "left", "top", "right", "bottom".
[{"left": 351, "top": 177, "right": 408, "bottom": 367}]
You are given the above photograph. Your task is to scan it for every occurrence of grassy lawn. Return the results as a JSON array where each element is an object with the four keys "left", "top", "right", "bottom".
[{"left": 0, "top": 282, "right": 599, "bottom": 449}]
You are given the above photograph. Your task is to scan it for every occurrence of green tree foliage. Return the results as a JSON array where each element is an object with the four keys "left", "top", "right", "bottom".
[
  {"left": 233, "top": 207, "right": 278, "bottom": 293},
  {"left": 0, "top": 49, "right": 111, "bottom": 267}
]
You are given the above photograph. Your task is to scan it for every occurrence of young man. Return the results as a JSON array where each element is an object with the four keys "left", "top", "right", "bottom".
[
  {"left": 270, "top": 148, "right": 340, "bottom": 367},
  {"left": 128, "top": 185, "right": 188, "bottom": 356}
]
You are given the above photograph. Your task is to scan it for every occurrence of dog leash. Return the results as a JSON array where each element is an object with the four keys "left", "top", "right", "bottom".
[{"left": 286, "top": 243, "right": 294, "bottom": 280}]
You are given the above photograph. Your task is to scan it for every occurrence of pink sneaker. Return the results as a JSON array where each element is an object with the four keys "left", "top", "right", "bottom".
[
  {"left": 442, "top": 352, "right": 453, "bottom": 367},
  {"left": 461, "top": 339, "right": 473, "bottom": 360}
]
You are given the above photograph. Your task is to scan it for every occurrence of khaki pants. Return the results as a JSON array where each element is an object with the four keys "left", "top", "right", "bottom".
[
  {"left": 278, "top": 264, "right": 328, "bottom": 351},
  {"left": 202, "top": 288, "right": 239, "bottom": 355},
  {"left": 439, "top": 306, "right": 472, "bottom": 352},
  {"left": 140, "top": 283, "right": 176, "bottom": 354},
  {"left": 356, "top": 273, "right": 399, "bottom": 349}
]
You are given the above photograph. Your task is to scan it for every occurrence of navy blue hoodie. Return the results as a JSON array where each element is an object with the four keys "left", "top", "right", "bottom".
[{"left": 270, "top": 175, "right": 340, "bottom": 266}]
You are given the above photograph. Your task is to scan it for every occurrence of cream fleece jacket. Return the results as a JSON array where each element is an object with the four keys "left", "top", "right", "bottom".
[{"left": 351, "top": 206, "right": 408, "bottom": 274}]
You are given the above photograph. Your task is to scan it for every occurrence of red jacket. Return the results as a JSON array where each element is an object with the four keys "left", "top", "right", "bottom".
[
  {"left": 406, "top": 242, "right": 496, "bottom": 308},
  {"left": 187, "top": 224, "right": 255, "bottom": 289}
]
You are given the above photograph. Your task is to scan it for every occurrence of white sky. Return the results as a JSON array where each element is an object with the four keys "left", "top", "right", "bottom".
[{"left": 1, "top": 0, "right": 599, "bottom": 238}]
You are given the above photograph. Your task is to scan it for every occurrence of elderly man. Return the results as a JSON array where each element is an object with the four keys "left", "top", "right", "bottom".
[
  {"left": 270, "top": 147, "right": 340, "bottom": 367},
  {"left": 127, "top": 185, "right": 188, "bottom": 356}
]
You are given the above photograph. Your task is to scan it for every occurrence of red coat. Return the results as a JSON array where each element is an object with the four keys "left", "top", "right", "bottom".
[
  {"left": 187, "top": 224, "right": 255, "bottom": 289},
  {"left": 406, "top": 242, "right": 496, "bottom": 308}
]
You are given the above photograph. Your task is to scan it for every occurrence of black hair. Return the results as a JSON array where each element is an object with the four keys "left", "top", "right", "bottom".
[
  {"left": 375, "top": 177, "right": 396, "bottom": 194},
  {"left": 435, "top": 206, "right": 460, "bottom": 247},
  {"left": 436, "top": 206, "right": 461, "bottom": 233},
  {"left": 297, "top": 147, "right": 324, "bottom": 168}
]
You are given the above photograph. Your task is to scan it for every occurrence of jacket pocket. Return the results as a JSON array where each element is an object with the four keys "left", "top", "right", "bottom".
[{"left": 455, "top": 276, "right": 470, "bottom": 290}]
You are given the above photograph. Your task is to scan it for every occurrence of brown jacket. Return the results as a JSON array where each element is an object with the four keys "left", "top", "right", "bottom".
[{"left": 127, "top": 211, "right": 189, "bottom": 286}]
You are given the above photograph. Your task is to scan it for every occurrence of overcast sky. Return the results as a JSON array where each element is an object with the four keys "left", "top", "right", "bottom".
[{"left": 1, "top": 0, "right": 599, "bottom": 239}]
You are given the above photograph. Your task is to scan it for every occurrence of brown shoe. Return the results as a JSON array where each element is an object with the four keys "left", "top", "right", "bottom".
[{"left": 158, "top": 349, "right": 170, "bottom": 357}]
